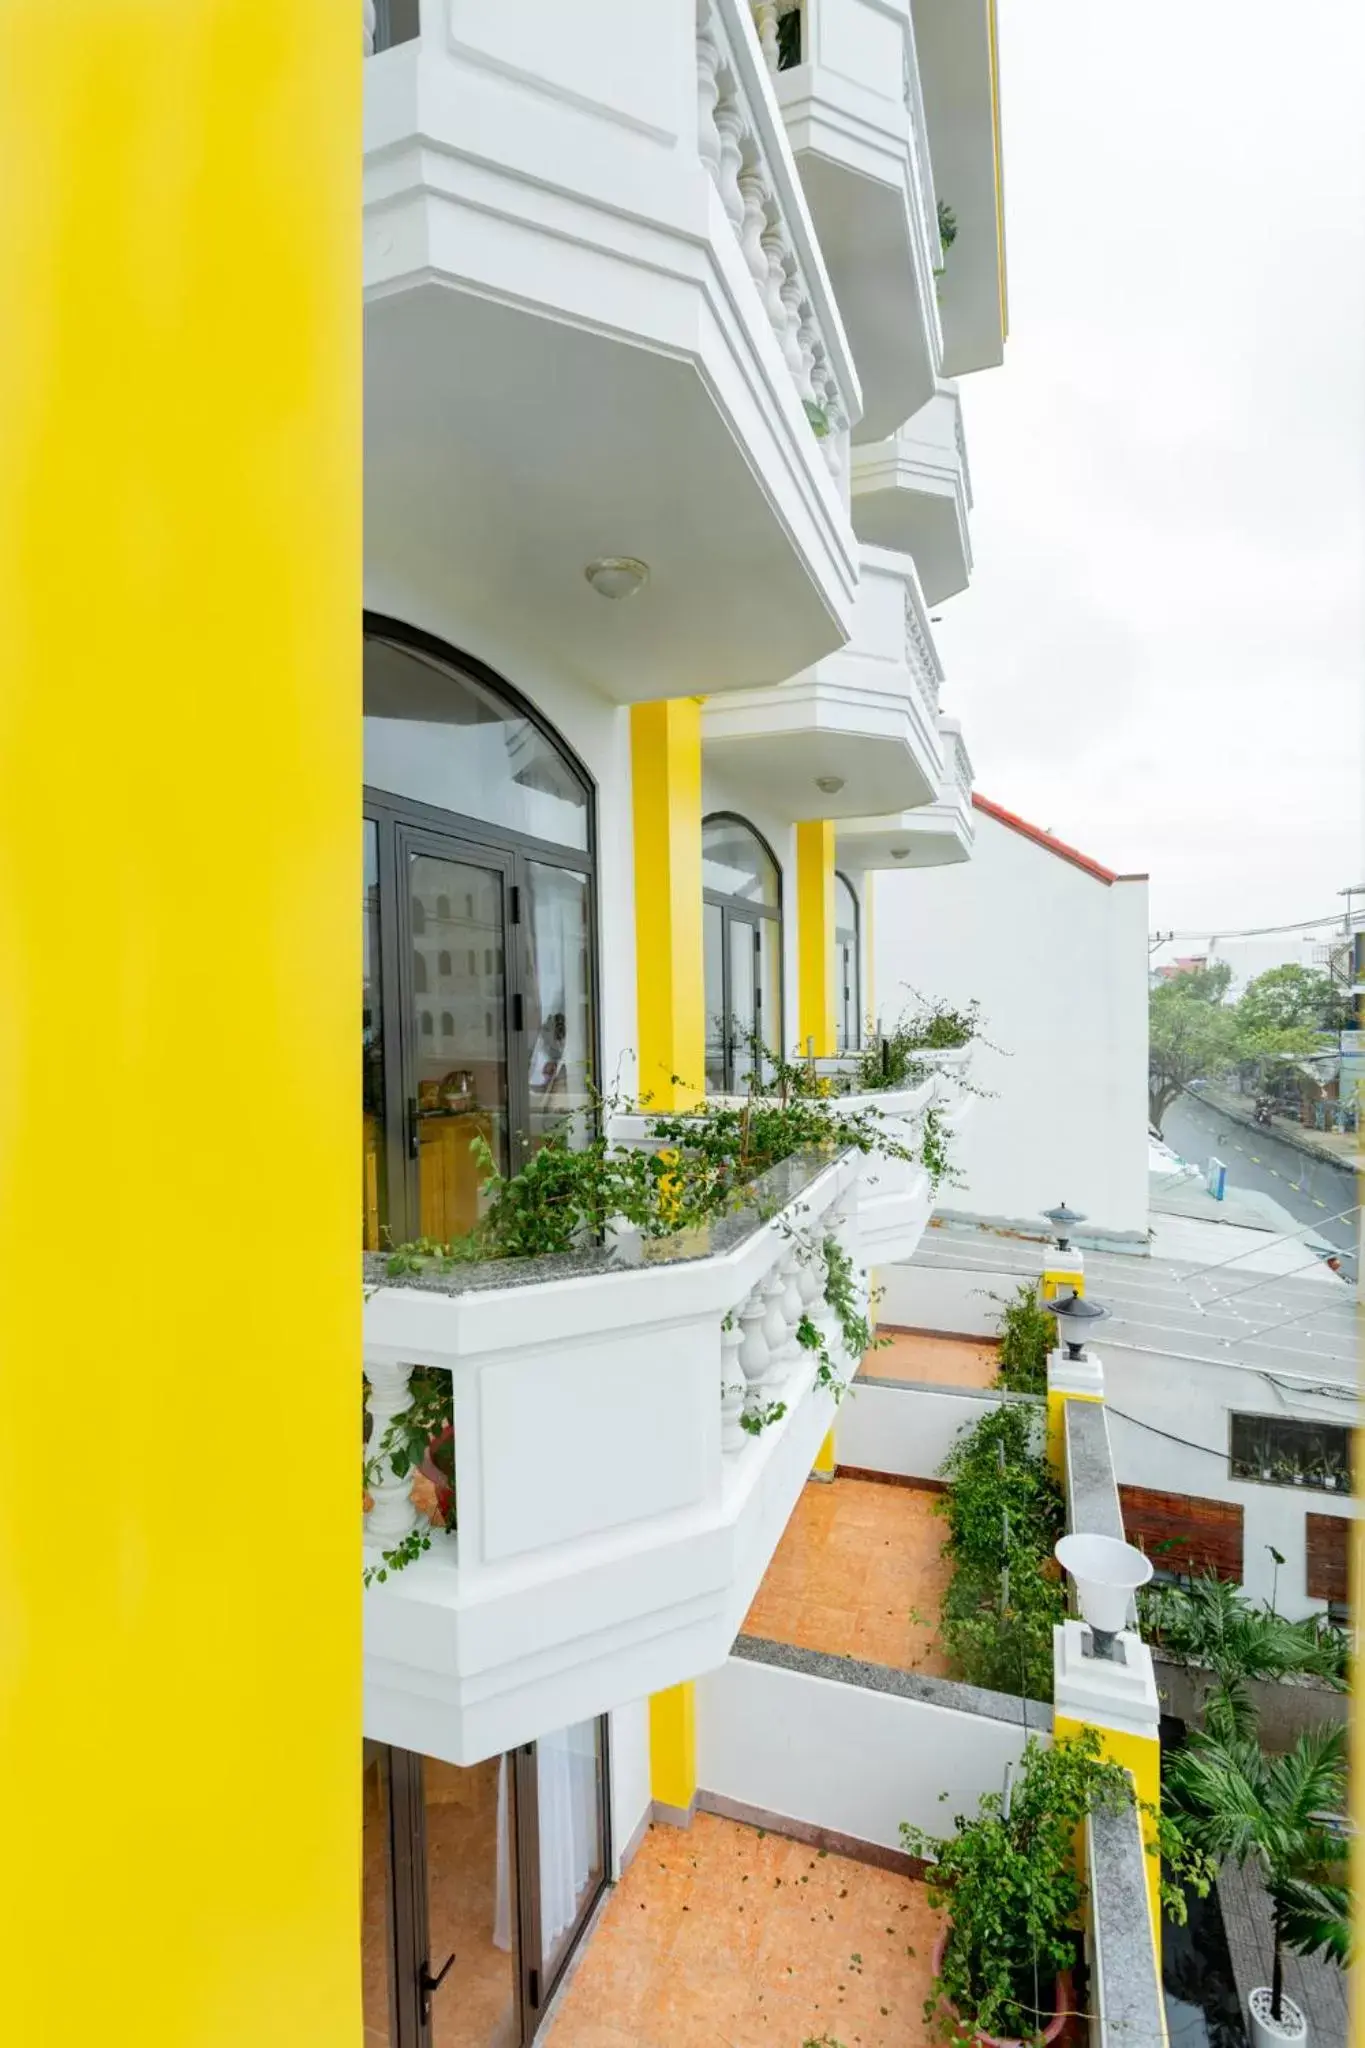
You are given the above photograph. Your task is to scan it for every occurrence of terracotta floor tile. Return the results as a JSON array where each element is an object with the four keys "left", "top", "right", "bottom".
[{"left": 863, "top": 1329, "right": 1000, "bottom": 1390}]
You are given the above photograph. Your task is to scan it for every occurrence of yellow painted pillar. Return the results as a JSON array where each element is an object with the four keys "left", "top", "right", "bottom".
[
  {"left": 632, "top": 700, "right": 704, "bottom": 1109},
  {"left": 650, "top": 1682, "right": 697, "bottom": 1824},
  {"left": 813, "top": 1428, "right": 836, "bottom": 1479},
  {"left": 1045, "top": 1385, "right": 1104, "bottom": 1477},
  {"left": 1040, "top": 1262, "right": 1086, "bottom": 1301},
  {"left": 0, "top": 8, "right": 359, "bottom": 2043},
  {"left": 797, "top": 819, "right": 836, "bottom": 1058}
]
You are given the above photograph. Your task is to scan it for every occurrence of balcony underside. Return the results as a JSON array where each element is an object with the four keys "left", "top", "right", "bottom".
[
  {"left": 701, "top": 675, "right": 939, "bottom": 823},
  {"left": 837, "top": 799, "right": 973, "bottom": 871},
  {"left": 791, "top": 145, "right": 939, "bottom": 445},
  {"left": 910, "top": 0, "right": 1006, "bottom": 375},
  {"left": 364, "top": 95, "right": 860, "bottom": 702},
  {"left": 852, "top": 438, "right": 972, "bottom": 605}
]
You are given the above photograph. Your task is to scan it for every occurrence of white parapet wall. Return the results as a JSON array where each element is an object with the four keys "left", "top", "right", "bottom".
[
  {"left": 838, "top": 1376, "right": 1033, "bottom": 1484},
  {"left": 877, "top": 1256, "right": 1004, "bottom": 1337},
  {"left": 697, "top": 1647, "right": 1048, "bottom": 1852}
]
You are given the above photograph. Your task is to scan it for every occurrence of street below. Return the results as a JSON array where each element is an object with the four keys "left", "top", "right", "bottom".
[{"left": 1160, "top": 1091, "right": 1359, "bottom": 1274}]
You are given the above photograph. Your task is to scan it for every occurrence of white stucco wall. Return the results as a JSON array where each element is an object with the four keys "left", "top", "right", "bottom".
[
  {"left": 697, "top": 1655, "right": 1043, "bottom": 1850},
  {"left": 873, "top": 807, "right": 1149, "bottom": 1241},
  {"left": 1100, "top": 1346, "right": 1357, "bottom": 1621},
  {"left": 608, "top": 1698, "right": 652, "bottom": 1874}
]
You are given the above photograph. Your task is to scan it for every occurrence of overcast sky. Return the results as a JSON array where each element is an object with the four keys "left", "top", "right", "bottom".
[{"left": 938, "top": 0, "right": 1365, "bottom": 944}]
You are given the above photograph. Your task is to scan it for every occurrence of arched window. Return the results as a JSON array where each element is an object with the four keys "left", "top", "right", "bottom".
[
  {"left": 702, "top": 813, "right": 783, "bottom": 1094},
  {"left": 834, "top": 871, "right": 860, "bottom": 1054},
  {"left": 362, "top": 619, "right": 600, "bottom": 1249}
]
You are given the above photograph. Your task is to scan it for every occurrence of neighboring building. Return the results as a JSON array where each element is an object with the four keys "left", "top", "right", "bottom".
[{"left": 872, "top": 793, "right": 1151, "bottom": 1246}]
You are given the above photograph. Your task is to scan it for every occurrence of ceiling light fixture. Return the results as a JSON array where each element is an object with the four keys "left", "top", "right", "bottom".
[
  {"left": 891, "top": 846, "right": 909, "bottom": 860},
  {"left": 585, "top": 557, "right": 650, "bottom": 601},
  {"left": 815, "top": 774, "right": 845, "bottom": 795}
]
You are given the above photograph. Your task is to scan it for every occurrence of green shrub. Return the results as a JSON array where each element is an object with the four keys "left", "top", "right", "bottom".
[
  {"left": 991, "top": 1281, "right": 1054, "bottom": 1396},
  {"left": 936, "top": 1404, "right": 1065, "bottom": 1701}
]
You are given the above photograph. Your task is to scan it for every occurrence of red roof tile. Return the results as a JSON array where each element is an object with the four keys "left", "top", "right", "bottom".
[{"left": 971, "top": 793, "right": 1119, "bottom": 885}]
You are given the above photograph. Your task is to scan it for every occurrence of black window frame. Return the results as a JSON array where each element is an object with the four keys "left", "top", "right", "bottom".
[
  {"left": 363, "top": 616, "right": 601, "bottom": 1249},
  {"left": 834, "top": 868, "right": 860, "bottom": 1054},
  {"left": 702, "top": 810, "right": 784, "bottom": 1093},
  {"left": 1228, "top": 1410, "right": 1354, "bottom": 1495}
]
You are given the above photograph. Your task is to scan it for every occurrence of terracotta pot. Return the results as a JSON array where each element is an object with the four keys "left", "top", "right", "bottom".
[{"left": 930, "top": 1927, "right": 1072, "bottom": 2047}]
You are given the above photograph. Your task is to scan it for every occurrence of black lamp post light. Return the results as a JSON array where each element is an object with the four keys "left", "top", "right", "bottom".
[
  {"left": 1041, "top": 1201, "right": 1085, "bottom": 1254},
  {"left": 1050, "top": 1287, "right": 1108, "bottom": 1361}
]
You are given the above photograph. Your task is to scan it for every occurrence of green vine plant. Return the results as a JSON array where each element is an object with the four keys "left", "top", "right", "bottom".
[
  {"left": 935, "top": 1403, "right": 1066, "bottom": 1701},
  {"left": 854, "top": 992, "right": 1000, "bottom": 1097},
  {"left": 362, "top": 1365, "right": 455, "bottom": 1587},
  {"left": 904, "top": 1727, "right": 1211, "bottom": 2045},
  {"left": 989, "top": 1281, "right": 1054, "bottom": 1397},
  {"left": 741, "top": 1399, "right": 788, "bottom": 1437},
  {"left": 795, "top": 1234, "right": 885, "bottom": 1401},
  {"left": 933, "top": 199, "right": 957, "bottom": 305}
]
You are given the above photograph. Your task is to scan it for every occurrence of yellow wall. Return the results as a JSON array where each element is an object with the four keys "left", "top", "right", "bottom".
[
  {"left": 632, "top": 701, "right": 705, "bottom": 1109},
  {"left": 1054, "top": 1715, "right": 1163, "bottom": 1955},
  {"left": 0, "top": 8, "right": 360, "bottom": 2041},
  {"left": 797, "top": 819, "right": 836, "bottom": 1058}
]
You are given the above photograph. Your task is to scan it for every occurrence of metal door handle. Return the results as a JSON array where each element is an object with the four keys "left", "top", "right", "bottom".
[
  {"left": 405, "top": 1095, "right": 419, "bottom": 1160},
  {"left": 419, "top": 1952, "right": 455, "bottom": 2022}
]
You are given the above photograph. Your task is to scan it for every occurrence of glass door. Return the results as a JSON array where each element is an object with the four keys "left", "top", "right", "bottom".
[
  {"left": 398, "top": 830, "right": 515, "bottom": 1246},
  {"left": 364, "top": 1726, "right": 610, "bottom": 2048},
  {"left": 728, "top": 914, "right": 759, "bottom": 1091}
]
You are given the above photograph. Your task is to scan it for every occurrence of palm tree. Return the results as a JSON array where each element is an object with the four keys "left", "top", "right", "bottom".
[{"left": 1166, "top": 1692, "right": 1351, "bottom": 2026}]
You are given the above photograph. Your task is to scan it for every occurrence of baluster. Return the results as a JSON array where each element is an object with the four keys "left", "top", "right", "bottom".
[
  {"left": 738, "top": 1284, "right": 770, "bottom": 1396},
  {"left": 696, "top": 4, "right": 723, "bottom": 181},
  {"left": 778, "top": 268, "right": 807, "bottom": 382},
  {"left": 752, "top": 0, "right": 780, "bottom": 72},
  {"left": 714, "top": 90, "right": 746, "bottom": 232},
  {"left": 721, "top": 1318, "right": 747, "bottom": 1453},
  {"left": 761, "top": 1263, "right": 789, "bottom": 1383},
  {"left": 363, "top": 0, "right": 377, "bottom": 57},
  {"left": 364, "top": 1359, "right": 419, "bottom": 1550},
  {"left": 797, "top": 1234, "right": 824, "bottom": 1325},
  {"left": 795, "top": 308, "right": 819, "bottom": 406},
  {"left": 737, "top": 163, "right": 770, "bottom": 291},
  {"left": 780, "top": 1246, "right": 804, "bottom": 1348},
  {"left": 759, "top": 218, "right": 791, "bottom": 346}
]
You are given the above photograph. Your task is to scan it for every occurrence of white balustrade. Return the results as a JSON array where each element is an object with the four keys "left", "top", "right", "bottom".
[
  {"left": 905, "top": 578, "right": 943, "bottom": 723},
  {"left": 362, "top": 0, "right": 376, "bottom": 58},
  {"left": 697, "top": 0, "right": 854, "bottom": 471},
  {"left": 720, "top": 1317, "right": 747, "bottom": 1452},
  {"left": 364, "top": 1358, "right": 420, "bottom": 1549},
  {"left": 760, "top": 1265, "right": 791, "bottom": 1383},
  {"left": 738, "top": 1282, "right": 772, "bottom": 1399}
]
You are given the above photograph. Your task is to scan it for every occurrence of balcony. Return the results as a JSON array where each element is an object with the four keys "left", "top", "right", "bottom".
[
  {"left": 363, "top": 1150, "right": 870, "bottom": 1765},
  {"left": 699, "top": 545, "right": 943, "bottom": 823},
  {"left": 837, "top": 713, "right": 974, "bottom": 870},
  {"left": 909, "top": 0, "right": 1007, "bottom": 375},
  {"left": 765, "top": 0, "right": 942, "bottom": 442},
  {"left": 363, "top": 0, "right": 860, "bottom": 705},
  {"left": 851, "top": 382, "right": 973, "bottom": 604}
]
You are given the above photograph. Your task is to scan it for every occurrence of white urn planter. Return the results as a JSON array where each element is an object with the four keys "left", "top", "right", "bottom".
[{"left": 1248, "top": 1987, "right": 1307, "bottom": 2048}]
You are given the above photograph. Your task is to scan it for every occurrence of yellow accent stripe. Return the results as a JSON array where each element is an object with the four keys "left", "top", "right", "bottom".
[{"left": 987, "top": 0, "right": 1008, "bottom": 342}]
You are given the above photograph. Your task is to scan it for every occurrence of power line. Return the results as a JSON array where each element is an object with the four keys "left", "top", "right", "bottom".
[{"left": 1153, "top": 912, "right": 1355, "bottom": 944}]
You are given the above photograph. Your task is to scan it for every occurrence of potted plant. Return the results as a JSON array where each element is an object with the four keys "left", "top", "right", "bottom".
[
  {"left": 1166, "top": 1693, "right": 1350, "bottom": 2047},
  {"left": 903, "top": 1729, "right": 1206, "bottom": 2046}
]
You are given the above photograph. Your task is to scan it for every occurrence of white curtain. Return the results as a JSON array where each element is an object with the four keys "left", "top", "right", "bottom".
[{"left": 493, "top": 1722, "right": 600, "bottom": 1956}]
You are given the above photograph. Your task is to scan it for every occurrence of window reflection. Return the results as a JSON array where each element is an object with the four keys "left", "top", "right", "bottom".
[
  {"left": 363, "top": 821, "right": 386, "bottom": 1250},
  {"left": 524, "top": 864, "right": 592, "bottom": 1148}
]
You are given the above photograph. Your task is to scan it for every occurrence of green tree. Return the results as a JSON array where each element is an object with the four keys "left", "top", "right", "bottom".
[
  {"left": 1148, "top": 977, "right": 1240, "bottom": 1129},
  {"left": 1238, "top": 963, "right": 1353, "bottom": 1036},
  {"left": 1166, "top": 1700, "right": 1351, "bottom": 2023}
]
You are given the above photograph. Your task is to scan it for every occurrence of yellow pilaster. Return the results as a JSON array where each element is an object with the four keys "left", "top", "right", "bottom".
[
  {"left": 797, "top": 818, "right": 837, "bottom": 1058},
  {"left": 1054, "top": 1715, "right": 1163, "bottom": 1954},
  {"left": 632, "top": 701, "right": 704, "bottom": 1109},
  {"left": 813, "top": 1428, "right": 836, "bottom": 1478},
  {"left": 0, "top": 6, "right": 359, "bottom": 2042},
  {"left": 650, "top": 1682, "right": 697, "bottom": 1821}
]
